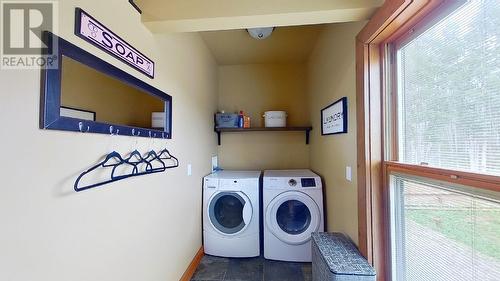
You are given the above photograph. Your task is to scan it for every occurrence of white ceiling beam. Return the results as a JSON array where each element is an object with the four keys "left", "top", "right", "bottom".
[
  {"left": 135, "top": 0, "right": 383, "bottom": 33},
  {"left": 143, "top": 7, "right": 379, "bottom": 33}
]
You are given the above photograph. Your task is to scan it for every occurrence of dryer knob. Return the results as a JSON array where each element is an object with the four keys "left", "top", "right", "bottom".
[{"left": 288, "top": 179, "right": 297, "bottom": 186}]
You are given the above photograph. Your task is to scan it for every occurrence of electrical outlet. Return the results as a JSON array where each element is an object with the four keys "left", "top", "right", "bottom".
[
  {"left": 211, "top": 156, "right": 218, "bottom": 172},
  {"left": 187, "top": 164, "right": 192, "bottom": 176},
  {"left": 346, "top": 166, "right": 352, "bottom": 182}
]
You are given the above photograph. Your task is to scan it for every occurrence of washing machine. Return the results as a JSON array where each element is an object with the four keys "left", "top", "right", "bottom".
[
  {"left": 263, "top": 169, "right": 324, "bottom": 262},
  {"left": 203, "top": 170, "right": 261, "bottom": 257}
]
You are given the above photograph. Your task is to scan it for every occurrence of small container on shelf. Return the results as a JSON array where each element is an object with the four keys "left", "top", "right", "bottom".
[
  {"left": 238, "top": 111, "right": 244, "bottom": 128},
  {"left": 243, "top": 116, "right": 251, "bottom": 128},
  {"left": 215, "top": 112, "right": 239, "bottom": 128},
  {"left": 263, "top": 111, "right": 287, "bottom": 127}
]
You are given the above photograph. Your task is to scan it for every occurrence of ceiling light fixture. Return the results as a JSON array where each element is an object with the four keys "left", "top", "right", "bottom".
[{"left": 247, "top": 27, "right": 275, "bottom": 40}]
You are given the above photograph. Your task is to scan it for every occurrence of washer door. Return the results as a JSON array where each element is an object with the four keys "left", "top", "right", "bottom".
[
  {"left": 208, "top": 191, "right": 253, "bottom": 236},
  {"left": 266, "top": 191, "right": 320, "bottom": 245}
]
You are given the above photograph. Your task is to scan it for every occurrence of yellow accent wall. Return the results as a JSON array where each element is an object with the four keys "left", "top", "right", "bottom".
[
  {"left": 61, "top": 57, "right": 164, "bottom": 128},
  {"left": 217, "top": 63, "right": 310, "bottom": 170},
  {"left": 216, "top": 23, "right": 364, "bottom": 246},
  {"left": 0, "top": 1, "right": 217, "bottom": 280},
  {"left": 307, "top": 22, "right": 366, "bottom": 244}
]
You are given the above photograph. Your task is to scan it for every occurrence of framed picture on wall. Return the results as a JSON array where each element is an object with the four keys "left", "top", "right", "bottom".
[{"left": 321, "top": 97, "right": 347, "bottom": 135}]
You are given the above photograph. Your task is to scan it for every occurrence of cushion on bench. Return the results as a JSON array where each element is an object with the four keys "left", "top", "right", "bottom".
[{"left": 312, "top": 232, "right": 376, "bottom": 281}]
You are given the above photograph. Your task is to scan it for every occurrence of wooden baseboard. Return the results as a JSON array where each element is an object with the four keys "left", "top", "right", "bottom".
[{"left": 179, "top": 247, "right": 204, "bottom": 281}]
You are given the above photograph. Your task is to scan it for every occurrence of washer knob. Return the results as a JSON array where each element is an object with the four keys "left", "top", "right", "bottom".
[{"left": 288, "top": 179, "right": 297, "bottom": 186}]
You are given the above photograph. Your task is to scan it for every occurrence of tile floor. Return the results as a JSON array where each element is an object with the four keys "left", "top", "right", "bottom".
[{"left": 191, "top": 255, "right": 312, "bottom": 281}]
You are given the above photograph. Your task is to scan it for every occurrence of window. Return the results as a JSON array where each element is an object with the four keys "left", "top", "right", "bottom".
[
  {"left": 390, "top": 174, "right": 500, "bottom": 281},
  {"left": 396, "top": 0, "right": 500, "bottom": 176},
  {"left": 389, "top": 1, "right": 500, "bottom": 280}
]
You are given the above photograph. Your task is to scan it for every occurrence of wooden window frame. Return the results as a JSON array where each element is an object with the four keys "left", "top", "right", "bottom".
[{"left": 356, "top": 0, "right": 500, "bottom": 280}]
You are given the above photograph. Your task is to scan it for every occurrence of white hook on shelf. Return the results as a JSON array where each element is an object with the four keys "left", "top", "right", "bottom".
[
  {"left": 78, "top": 122, "right": 90, "bottom": 133},
  {"left": 132, "top": 128, "right": 141, "bottom": 137},
  {"left": 109, "top": 126, "right": 119, "bottom": 136}
]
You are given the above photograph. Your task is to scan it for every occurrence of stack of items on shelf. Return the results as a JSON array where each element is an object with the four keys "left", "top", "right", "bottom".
[{"left": 215, "top": 110, "right": 251, "bottom": 128}]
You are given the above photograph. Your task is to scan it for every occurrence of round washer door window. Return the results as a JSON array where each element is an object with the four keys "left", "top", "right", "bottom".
[
  {"left": 208, "top": 192, "right": 252, "bottom": 235},
  {"left": 266, "top": 191, "right": 320, "bottom": 245}
]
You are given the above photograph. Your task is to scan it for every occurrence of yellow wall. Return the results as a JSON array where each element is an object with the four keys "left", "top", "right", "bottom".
[
  {"left": 0, "top": 1, "right": 217, "bottom": 281},
  {"left": 307, "top": 22, "right": 365, "bottom": 244},
  {"left": 61, "top": 57, "right": 164, "bottom": 128},
  {"left": 216, "top": 23, "right": 364, "bottom": 241},
  {"left": 216, "top": 22, "right": 364, "bottom": 245},
  {"left": 217, "top": 63, "right": 310, "bottom": 170}
]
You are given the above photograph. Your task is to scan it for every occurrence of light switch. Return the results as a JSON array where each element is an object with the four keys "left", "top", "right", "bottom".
[
  {"left": 187, "top": 164, "right": 192, "bottom": 176},
  {"left": 346, "top": 166, "right": 352, "bottom": 182}
]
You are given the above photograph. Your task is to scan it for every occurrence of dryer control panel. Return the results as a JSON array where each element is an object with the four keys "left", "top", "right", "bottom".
[
  {"left": 301, "top": 178, "right": 316, "bottom": 187},
  {"left": 264, "top": 170, "right": 322, "bottom": 190},
  {"left": 287, "top": 178, "right": 316, "bottom": 187},
  {"left": 265, "top": 177, "right": 321, "bottom": 189}
]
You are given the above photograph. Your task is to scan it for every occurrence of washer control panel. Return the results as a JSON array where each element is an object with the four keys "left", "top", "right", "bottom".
[
  {"left": 204, "top": 178, "right": 219, "bottom": 189},
  {"left": 288, "top": 179, "right": 297, "bottom": 186}
]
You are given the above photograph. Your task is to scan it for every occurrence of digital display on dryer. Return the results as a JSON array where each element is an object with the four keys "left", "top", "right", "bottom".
[{"left": 301, "top": 178, "right": 316, "bottom": 187}]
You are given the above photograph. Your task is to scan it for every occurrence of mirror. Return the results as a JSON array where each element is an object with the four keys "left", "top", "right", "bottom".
[
  {"left": 40, "top": 32, "right": 172, "bottom": 139},
  {"left": 60, "top": 56, "right": 165, "bottom": 129}
]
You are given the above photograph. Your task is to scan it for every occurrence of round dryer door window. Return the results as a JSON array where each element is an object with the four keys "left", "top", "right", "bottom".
[
  {"left": 266, "top": 191, "right": 320, "bottom": 245},
  {"left": 276, "top": 200, "right": 311, "bottom": 235},
  {"left": 208, "top": 192, "right": 252, "bottom": 235}
]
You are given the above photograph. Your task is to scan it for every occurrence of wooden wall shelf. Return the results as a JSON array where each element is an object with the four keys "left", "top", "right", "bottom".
[{"left": 215, "top": 127, "right": 313, "bottom": 145}]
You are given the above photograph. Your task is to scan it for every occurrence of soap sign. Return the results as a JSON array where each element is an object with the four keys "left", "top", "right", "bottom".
[
  {"left": 74, "top": 8, "right": 155, "bottom": 78},
  {"left": 321, "top": 97, "right": 347, "bottom": 135}
]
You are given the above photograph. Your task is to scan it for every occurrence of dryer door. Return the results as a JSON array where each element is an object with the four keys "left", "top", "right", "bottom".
[
  {"left": 208, "top": 191, "right": 253, "bottom": 236},
  {"left": 266, "top": 191, "right": 320, "bottom": 245}
]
